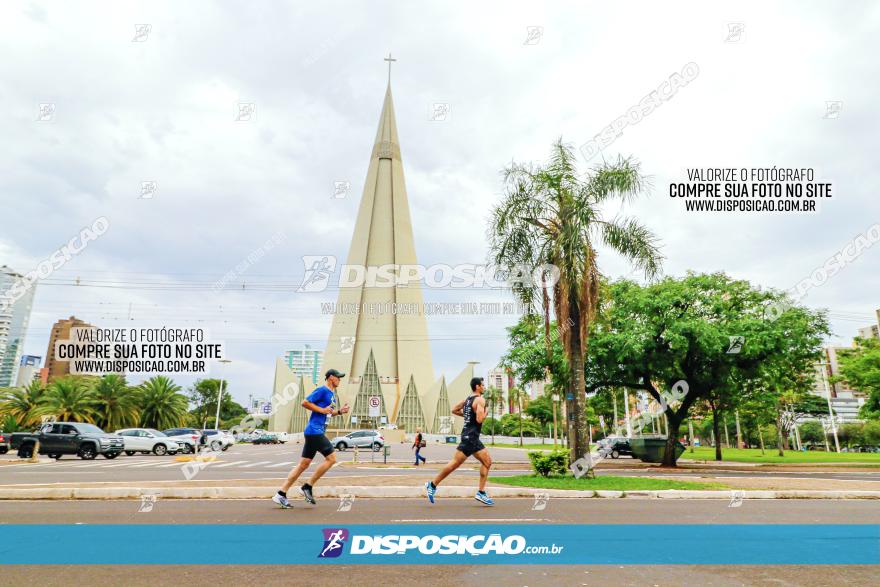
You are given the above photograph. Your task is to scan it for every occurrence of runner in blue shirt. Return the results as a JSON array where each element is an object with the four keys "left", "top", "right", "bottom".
[{"left": 273, "top": 369, "right": 349, "bottom": 508}]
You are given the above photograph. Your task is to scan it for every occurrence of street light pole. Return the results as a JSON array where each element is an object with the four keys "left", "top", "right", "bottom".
[
  {"left": 820, "top": 359, "right": 841, "bottom": 453},
  {"left": 214, "top": 359, "right": 232, "bottom": 430}
]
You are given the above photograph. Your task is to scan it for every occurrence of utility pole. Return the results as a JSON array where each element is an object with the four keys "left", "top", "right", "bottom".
[
  {"left": 820, "top": 359, "right": 841, "bottom": 453},
  {"left": 735, "top": 410, "right": 743, "bottom": 449},
  {"left": 612, "top": 390, "right": 619, "bottom": 436},
  {"left": 624, "top": 391, "right": 633, "bottom": 437},
  {"left": 552, "top": 394, "right": 558, "bottom": 448},
  {"left": 214, "top": 359, "right": 232, "bottom": 429}
]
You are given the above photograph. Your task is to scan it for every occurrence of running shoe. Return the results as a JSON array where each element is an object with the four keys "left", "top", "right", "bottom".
[
  {"left": 474, "top": 490, "right": 494, "bottom": 506},
  {"left": 302, "top": 484, "right": 316, "bottom": 505},
  {"left": 425, "top": 481, "right": 436, "bottom": 504},
  {"left": 272, "top": 492, "right": 291, "bottom": 509}
]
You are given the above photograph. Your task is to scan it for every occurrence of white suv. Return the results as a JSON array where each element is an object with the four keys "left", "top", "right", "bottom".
[
  {"left": 202, "top": 429, "right": 233, "bottom": 451},
  {"left": 115, "top": 428, "right": 180, "bottom": 456}
]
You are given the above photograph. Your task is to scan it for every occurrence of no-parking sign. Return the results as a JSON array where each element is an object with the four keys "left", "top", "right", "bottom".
[{"left": 368, "top": 396, "right": 380, "bottom": 417}]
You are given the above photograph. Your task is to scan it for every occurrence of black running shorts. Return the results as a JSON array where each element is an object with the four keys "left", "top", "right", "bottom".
[
  {"left": 456, "top": 434, "right": 486, "bottom": 457},
  {"left": 302, "top": 434, "right": 334, "bottom": 459}
]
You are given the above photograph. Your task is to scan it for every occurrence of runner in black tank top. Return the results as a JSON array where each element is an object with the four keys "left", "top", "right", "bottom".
[
  {"left": 425, "top": 377, "right": 494, "bottom": 505},
  {"left": 459, "top": 395, "right": 485, "bottom": 453}
]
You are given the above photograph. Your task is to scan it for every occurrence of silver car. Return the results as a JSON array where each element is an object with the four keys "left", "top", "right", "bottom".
[{"left": 330, "top": 430, "right": 385, "bottom": 451}]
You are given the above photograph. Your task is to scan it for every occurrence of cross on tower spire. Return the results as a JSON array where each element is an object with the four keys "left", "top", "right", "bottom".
[{"left": 384, "top": 53, "right": 397, "bottom": 84}]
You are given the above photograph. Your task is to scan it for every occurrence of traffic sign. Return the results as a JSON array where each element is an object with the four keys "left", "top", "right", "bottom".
[{"left": 368, "top": 396, "right": 380, "bottom": 417}]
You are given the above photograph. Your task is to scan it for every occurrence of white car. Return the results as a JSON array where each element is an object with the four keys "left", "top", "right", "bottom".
[
  {"left": 201, "top": 429, "right": 234, "bottom": 451},
  {"left": 115, "top": 428, "right": 180, "bottom": 456}
]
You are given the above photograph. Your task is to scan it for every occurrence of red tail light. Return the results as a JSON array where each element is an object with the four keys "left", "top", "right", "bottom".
[{"left": 378, "top": 436, "right": 384, "bottom": 440}]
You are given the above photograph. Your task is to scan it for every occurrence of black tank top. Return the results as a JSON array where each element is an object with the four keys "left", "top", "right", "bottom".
[{"left": 461, "top": 395, "right": 482, "bottom": 439}]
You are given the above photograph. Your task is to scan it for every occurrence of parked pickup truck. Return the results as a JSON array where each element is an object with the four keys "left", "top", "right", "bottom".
[{"left": 11, "top": 422, "right": 125, "bottom": 460}]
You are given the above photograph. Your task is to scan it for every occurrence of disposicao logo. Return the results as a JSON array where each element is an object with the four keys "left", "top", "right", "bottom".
[{"left": 318, "top": 528, "right": 349, "bottom": 558}]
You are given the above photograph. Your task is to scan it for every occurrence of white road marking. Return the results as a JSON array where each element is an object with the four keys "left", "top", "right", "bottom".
[
  {"left": 211, "top": 461, "right": 249, "bottom": 468},
  {"left": 240, "top": 461, "right": 273, "bottom": 468},
  {"left": 268, "top": 462, "right": 292, "bottom": 468}
]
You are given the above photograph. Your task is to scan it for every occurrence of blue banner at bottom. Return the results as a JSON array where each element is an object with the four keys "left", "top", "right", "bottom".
[{"left": 0, "top": 524, "right": 877, "bottom": 565}]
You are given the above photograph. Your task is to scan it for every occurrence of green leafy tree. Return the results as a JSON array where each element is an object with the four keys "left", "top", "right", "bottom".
[
  {"left": 490, "top": 139, "right": 662, "bottom": 462},
  {"left": 92, "top": 374, "right": 139, "bottom": 431},
  {"left": 837, "top": 423, "right": 864, "bottom": 448},
  {"left": 0, "top": 380, "right": 48, "bottom": 428},
  {"left": 525, "top": 394, "right": 553, "bottom": 429},
  {"left": 862, "top": 420, "right": 880, "bottom": 446},
  {"left": 188, "top": 378, "right": 245, "bottom": 428},
  {"left": 834, "top": 337, "right": 880, "bottom": 419},
  {"left": 483, "top": 386, "right": 503, "bottom": 445},
  {"left": 44, "top": 376, "right": 97, "bottom": 424},
  {"left": 509, "top": 387, "right": 530, "bottom": 445},
  {"left": 798, "top": 421, "right": 825, "bottom": 446},
  {"left": 585, "top": 274, "right": 829, "bottom": 465},
  {"left": 138, "top": 376, "right": 188, "bottom": 430}
]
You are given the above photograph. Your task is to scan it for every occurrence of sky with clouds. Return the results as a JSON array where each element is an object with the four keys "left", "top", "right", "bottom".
[{"left": 2, "top": 1, "right": 878, "bottom": 405}]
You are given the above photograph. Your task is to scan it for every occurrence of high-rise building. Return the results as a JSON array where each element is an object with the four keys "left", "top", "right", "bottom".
[
  {"left": 487, "top": 367, "right": 514, "bottom": 415},
  {"left": 857, "top": 308, "right": 880, "bottom": 339},
  {"left": 811, "top": 345, "right": 865, "bottom": 424},
  {"left": 0, "top": 265, "right": 36, "bottom": 387},
  {"left": 44, "top": 316, "right": 93, "bottom": 382},
  {"left": 15, "top": 354, "right": 41, "bottom": 387},
  {"left": 283, "top": 344, "right": 323, "bottom": 386},
  {"left": 270, "top": 74, "right": 475, "bottom": 435}
]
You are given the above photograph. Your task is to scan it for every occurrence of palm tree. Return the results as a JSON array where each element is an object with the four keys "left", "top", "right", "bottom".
[
  {"left": 509, "top": 387, "right": 530, "bottom": 446},
  {"left": 44, "top": 377, "right": 97, "bottom": 423},
  {"left": 0, "top": 380, "right": 48, "bottom": 428},
  {"left": 483, "top": 386, "right": 503, "bottom": 445},
  {"left": 92, "top": 374, "right": 139, "bottom": 432},
  {"left": 490, "top": 138, "right": 662, "bottom": 461},
  {"left": 137, "top": 376, "right": 188, "bottom": 431}
]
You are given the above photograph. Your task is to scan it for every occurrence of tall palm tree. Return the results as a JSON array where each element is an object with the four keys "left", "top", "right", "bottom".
[
  {"left": 44, "top": 377, "right": 97, "bottom": 423},
  {"left": 483, "top": 386, "right": 503, "bottom": 445},
  {"left": 92, "top": 374, "right": 139, "bottom": 432},
  {"left": 0, "top": 380, "right": 48, "bottom": 428},
  {"left": 137, "top": 376, "right": 188, "bottom": 431},
  {"left": 509, "top": 387, "right": 530, "bottom": 446},
  {"left": 490, "top": 138, "right": 662, "bottom": 461}
]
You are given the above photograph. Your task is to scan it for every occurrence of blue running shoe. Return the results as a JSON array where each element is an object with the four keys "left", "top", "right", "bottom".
[
  {"left": 425, "top": 481, "right": 436, "bottom": 504},
  {"left": 474, "top": 490, "right": 494, "bottom": 506}
]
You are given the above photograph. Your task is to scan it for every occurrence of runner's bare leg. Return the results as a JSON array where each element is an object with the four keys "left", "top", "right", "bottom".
[
  {"left": 281, "top": 458, "right": 312, "bottom": 493},
  {"left": 307, "top": 453, "right": 337, "bottom": 485},
  {"left": 432, "top": 450, "right": 467, "bottom": 486},
  {"left": 472, "top": 449, "right": 492, "bottom": 492}
]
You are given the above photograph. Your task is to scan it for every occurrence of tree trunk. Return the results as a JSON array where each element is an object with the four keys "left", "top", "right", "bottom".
[
  {"left": 775, "top": 414, "right": 785, "bottom": 457},
  {"left": 711, "top": 403, "right": 723, "bottom": 461},
  {"left": 758, "top": 425, "right": 765, "bottom": 455},
  {"left": 662, "top": 415, "right": 682, "bottom": 467},
  {"left": 566, "top": 296, "right": 590, "bottom": 464}
]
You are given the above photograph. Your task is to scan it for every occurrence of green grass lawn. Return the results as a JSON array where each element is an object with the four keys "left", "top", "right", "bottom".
[
  {"left": 494, "top": 474, "right": 726, "bottom": 491},
  {"left": 681, "top": 446, "right": 880, "bottom": 464}
]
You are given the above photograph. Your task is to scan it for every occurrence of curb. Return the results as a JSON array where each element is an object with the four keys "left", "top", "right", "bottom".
[{"left": 0, "top": 486, "right": 878, "bottom": 500}]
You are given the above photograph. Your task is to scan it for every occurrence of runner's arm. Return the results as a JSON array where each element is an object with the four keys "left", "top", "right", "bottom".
[
  {"left": 302, "top": 399, "right": 333, "bottom": 415},
  {"left": 474, "top": 396, "right": 488, "bottom": 423},
  {"left": 451, "top": 399, "right": 466, "bottom": 417}
]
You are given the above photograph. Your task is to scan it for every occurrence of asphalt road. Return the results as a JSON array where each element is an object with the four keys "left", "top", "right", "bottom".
[
  {"left": 2, "top": 443, "right": 880, "bottom": 485},
  {"left": 2, "top": 500, "right": 877, "bottom": 586}
]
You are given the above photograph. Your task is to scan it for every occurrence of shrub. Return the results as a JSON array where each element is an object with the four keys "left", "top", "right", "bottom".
[{"left": 527, "top": 449, "right": 570, "bottom": 477}]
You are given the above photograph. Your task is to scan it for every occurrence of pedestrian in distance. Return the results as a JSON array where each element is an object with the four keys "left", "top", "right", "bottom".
[{"left": 413, "top": 427, "right": 427, "bottom": 466}]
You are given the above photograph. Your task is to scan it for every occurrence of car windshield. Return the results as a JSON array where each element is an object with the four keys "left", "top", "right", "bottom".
[
  {"left": 146, "top": 429, "right": 166, "bottom": 437},
  {"left": 76, "top": 424, "right": 105, "bottom": 434}
]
